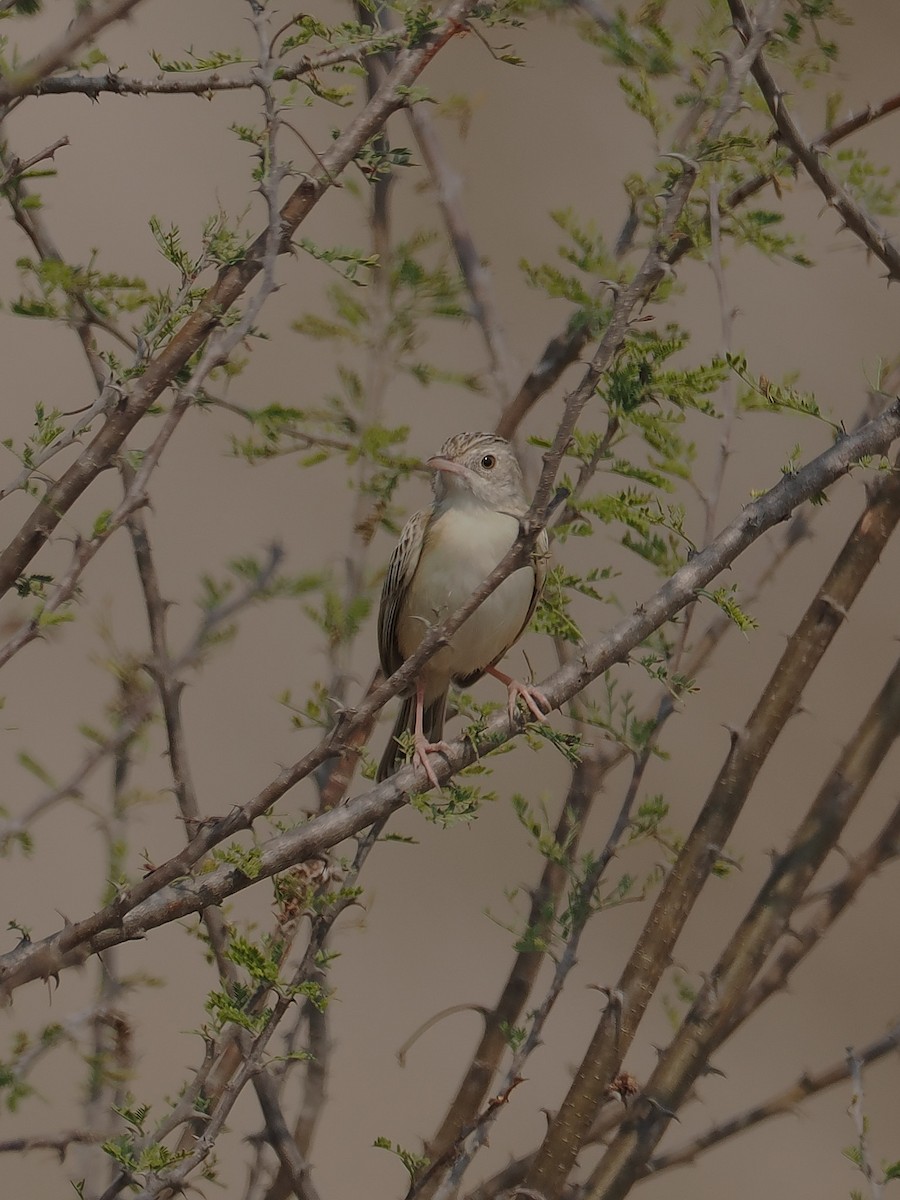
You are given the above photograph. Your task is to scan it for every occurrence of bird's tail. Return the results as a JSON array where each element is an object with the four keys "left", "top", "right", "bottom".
[{"left": 377, "top": 690, "right": 447, "bottom": 782}]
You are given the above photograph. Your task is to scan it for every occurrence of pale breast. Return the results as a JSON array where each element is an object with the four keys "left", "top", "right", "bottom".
[{"left": 397, "top": 502, "right": 535, "bottom": 691}]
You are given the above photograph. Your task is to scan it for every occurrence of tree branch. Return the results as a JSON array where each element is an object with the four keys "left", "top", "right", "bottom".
[
  {"left": 728, "top": 0, "right": 900, "bottom": 282},
  {"left": 1, "top": 393, "right": 897, "bottom": 999},
  {"left": 0, "top": 0, "right": 476, "bottom": 603}
]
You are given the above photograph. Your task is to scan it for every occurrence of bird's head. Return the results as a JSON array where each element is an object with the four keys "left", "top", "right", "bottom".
[{"left": 428, "top": 431, "right": 526, "bottom": 512}]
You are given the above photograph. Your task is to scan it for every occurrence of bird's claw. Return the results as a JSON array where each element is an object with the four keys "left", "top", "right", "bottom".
[
  {"left": 506, "top": 680, "right": 551, "bottom": 726},
  {"left": 413, "top": 736, "right": 453, "bottom": 790}
]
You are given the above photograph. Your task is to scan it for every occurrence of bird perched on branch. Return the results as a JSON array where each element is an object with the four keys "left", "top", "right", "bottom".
[{"left": 377, "top": 431, "right": 550, "bottom": 787}]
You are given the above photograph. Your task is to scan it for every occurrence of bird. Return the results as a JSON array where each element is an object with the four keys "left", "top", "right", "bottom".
[{"left": 376, "top": 431, "right": 550, "bottom": 788}]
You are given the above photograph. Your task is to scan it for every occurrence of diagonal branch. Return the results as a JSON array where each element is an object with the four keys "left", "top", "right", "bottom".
[
  {"left": 585, "top": 651, "right": 900, "bottom": 1200},
  {"left": 523, "top": 427, "right": 900, "bottom": 1196},
  {"left": 728, "top": 0, "right": 900, "bottom": 282},
  {"left": 647, "top": 1018, "right": 900, "bottom": 1176},
  {"left": 1, "top": 391, "right": 897, "bottom": 999},
  {"left": 0, "top": 0, "right": 148, "bottom": 107},
  {"left": 0, "top": 0, "right": 476, "bottom": 604}
]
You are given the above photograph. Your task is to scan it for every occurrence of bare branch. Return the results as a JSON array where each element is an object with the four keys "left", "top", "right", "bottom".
[
  {"left": 0, "top": 0, "right": 148, "bottom": 107},
  {"left": 0, "top": 0, "right": 477, "bottom": 603},
  {"left": 728, "top": 0, "right": 900, "bottom": 282},
  {"left": 24, "top": 37, "right": 408, "bottom": 98},
  {"left": 648, "top": 1020, "right": 900, "bottom": 1175},
  {"left": 1, "top": 393, "right": 897, "bottom": 998},
  {"left": 408, "top": 101, "right": 517, "bottom": 406},
  {"left": 583, "top": 651, "right": 900, "bottom": 1200},
  {"left": 0, "top": 134, "right": 69, "bottom": 188}
]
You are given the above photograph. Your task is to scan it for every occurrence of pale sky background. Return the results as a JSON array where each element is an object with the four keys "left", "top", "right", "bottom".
[{"left": 1, "top": 3, "right": 899, "bottom": 1198}]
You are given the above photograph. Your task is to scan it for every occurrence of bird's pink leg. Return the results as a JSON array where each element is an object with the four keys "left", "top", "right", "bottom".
[
  {"left": 487, "top": 665, "right": 551, "bottom": 726},
  {"left": 412, "top": 678, "right": 453, "bottom": 789}
]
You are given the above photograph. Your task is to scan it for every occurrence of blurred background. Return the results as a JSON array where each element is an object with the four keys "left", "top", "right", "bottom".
[{"left": 0, "top": 1, "right": 899, "bottom": 1196}]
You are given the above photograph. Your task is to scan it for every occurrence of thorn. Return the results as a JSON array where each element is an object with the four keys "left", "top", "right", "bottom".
[
  {"left": 643, "top": 1095, "right": 680, "bottom": 1122},
  {"left": 659, "top": 150, "right": 699, "bottom": 175},
  {"left": 698, "top": 1060, "right": 727, "bottom": 1079}
]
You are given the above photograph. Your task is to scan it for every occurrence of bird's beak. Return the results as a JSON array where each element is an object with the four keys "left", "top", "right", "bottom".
[{"left": 427, "top": 455, "right": 466, "bottom": 478}]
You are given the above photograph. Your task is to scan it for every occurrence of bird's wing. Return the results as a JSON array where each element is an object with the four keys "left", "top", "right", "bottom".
[
  {"left": 472, "top": 526, "right": 550, "bottom": 683},
  {"left": 522, "top": 527, "right": 550, "bottom": 634},
  {"left": 377, "top": 508, "right": 430, "bottom": 677}
]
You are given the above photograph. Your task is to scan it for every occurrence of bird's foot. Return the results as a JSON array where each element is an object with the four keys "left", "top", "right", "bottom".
[
  {"left": 412, "top": 735, "right": 453, "bottom": 790},
  {"left": 487, "top": 666, "right": 551, "bottom": 726}
]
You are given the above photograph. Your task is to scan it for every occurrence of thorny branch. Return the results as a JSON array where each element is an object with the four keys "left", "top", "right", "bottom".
[
  {"left": 0, "top": 0, "right": 148, "bottom": 108},
  {"left": 729, "top": 0, "right": 900, "bottom": 282},
  {"left": 648, "top": 1020, "right": 900, "bottom": 1177},
  {"left": 0, "top": 0, "right": 477, "bottom": 604},
  {"left": 526, "top": 420, "right": 899, "bottom": 1196},
  {"left": 23, "top": 38, "right": 409, "bottom": 98},
  {"left": 2, "top": 3, "right": 900, "bottom": 1196},
  {"left": 1, "top": 393, "right": 898, "bottom": 999},
  {"left": 583, "top": 652, "right": 900, "bottom": 1200}
]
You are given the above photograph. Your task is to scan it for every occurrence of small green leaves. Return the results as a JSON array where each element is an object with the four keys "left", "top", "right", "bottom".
[
  {"left": 102, "top": 1131, "right": 188, "bottom": 1177},
  {"left": 352, "top": 138, "right": 415, "bottom": 182},
  {"left": 295, "top": 236, "right": 379, "bottom": 283},
  {"left": 373, "top": 1136, "right": 430, "bottom": 1182},
  {"left": 533, "top": 564, "right": 615, "bottom": 643},
  {"left": 728, "top": 352, "right": 829, "bottom": 422},
  {"left": 403, "top": 5, "right": 440, "bottom": 47},
  {"left": 12, "top": 254, "right": 149, "bottom": 324},
  {"left": 150, "top": 47, "right": 248, "bottom": 73},
  {"left": 697, "top": 585, "right": 758, "bottom": 634},
  {"left": 409, "top": 779, "right": 494, "bottom": 826},
  {"left": 834, "top": 147, "right": 900, "bottom": 218},
  {"left": 211, "top": 843, "right": 263, "bottom": 880},
  {"left": 14, "top": 572, "right": 52, "bottom": 598},
  {"left": 511, "top": 793, "right": 573, "bottom": 865}
]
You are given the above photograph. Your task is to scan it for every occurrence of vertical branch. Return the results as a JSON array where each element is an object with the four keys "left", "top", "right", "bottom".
[
  {"left": 71, "top": 673, "right": 139, "bottom": 1195},
  {"left": 407, "top": 102, "right": 517, "bottom": 408},
  {"left": 415, "top": 753, "right": 604, "bottom": 1197},
  {"left": 0, "top": 0, "right": 477, "bottom": 604},
  {"left": 701, "top": 180, "right": 739, "bottom": 545},
  {"left": 847, "top": 1050, "right": 884, "bottom": 1200},
  {"left": 585, "top": 653, "right": 900, "bottom": 1200},
  {"left": 124, "top": 483, "right": 239, "bottom": 990},
  {"left": 523, "top": 448, "right": 900, "bottom": 1199},
  {"left": 314, "top": 0, "right": 397, "bottom": 810}
]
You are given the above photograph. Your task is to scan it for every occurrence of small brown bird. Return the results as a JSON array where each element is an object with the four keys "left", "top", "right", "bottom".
[{"left": 377, "top": 431, "right": 550, "bottom": 787}]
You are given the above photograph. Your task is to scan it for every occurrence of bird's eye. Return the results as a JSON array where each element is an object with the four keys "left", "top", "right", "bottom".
[{"left": 481, "top": 454, "right": 496, "bottom": 470}]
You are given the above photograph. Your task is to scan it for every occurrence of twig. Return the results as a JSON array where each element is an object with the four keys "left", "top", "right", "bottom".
[
  {"left": 733, "top": 786, "right": 900, "bottom": 1025},
  {"left": 311, "top": 0, "right": 396, "bottom": 810},
  {"left": 583, "top": 650, "right": 900, "bottom": 1200},
  {"left": 1, "top": 392, "right": 898, "bottom": 998},
  {"left": 0, "top": 0, "right": 148, "bottom": 107},
  {"left": 252, "top": 1073, "right": 322, "bottom": 1200},
  {"left": 0, "top": 135, "right": 132, "bottom": 390},
  {"left": 124, "top": 475, "right": 239, "bottom": 990},
  {"left": 0, "top": 0, "right": 477, "bottom": 603},
  {"left": 24, "top": 38, "right": 407, "bottom": 99},
  {"left": 728, "top": 0, "right": 900, "bottom": 283},
  {"left": 0, "top": 134, "right": 69, "bottom": 188},
  {"left": 0, "top": 540, "right": 285, "bottom": 851},
  {"left": 646, "top": 1021, "right": 900, "bottom": 1175},
  {"left": 0, "top": 1129, "right": 107, "bottom": 1154},
  {"left": 847, "top": 1048, "right": 883, "bottom": 1200},
  {"left": 407, "top": 100, "right": 517, "bottom": 406}
]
